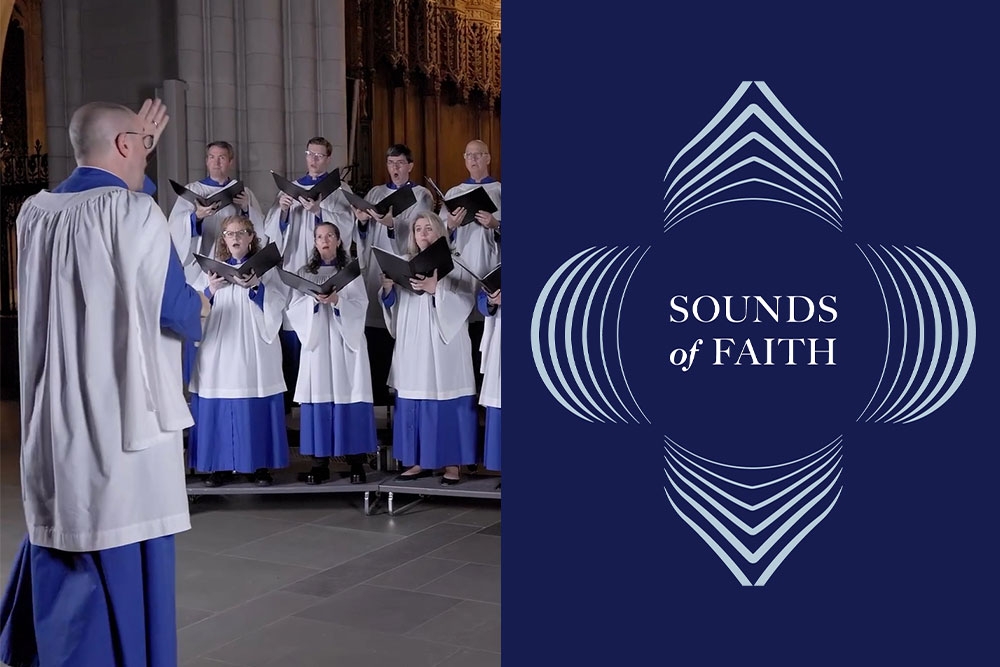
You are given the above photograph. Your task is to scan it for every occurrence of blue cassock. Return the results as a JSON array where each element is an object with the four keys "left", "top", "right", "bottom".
[{"left": 0, "top": 167, "right": 201, "bottom": 667}]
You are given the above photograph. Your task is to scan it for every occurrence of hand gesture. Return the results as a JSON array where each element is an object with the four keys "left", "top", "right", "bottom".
[
  {"left": 194, "top": 202, "right": 217, "bottom": 220},
  {"left": 410, "top": 269, "right": 438, "bottom": 295},
  {"left": 487, "top": 289, "right": 501, "bottom": 306},
  {"left": 374, "top": 209, "right": 394, "bottom": 229},
  {"left": 278, "top": 192, "right": 295, "bottom": 212},
  {"left": 446, "top": 207, "right": 466, "bottom": 230},
  {"left": 138, "top": 98, "right": 169, "bottom": 152},
  {"left": 380, "top": 273, "right": 394, "bottom": 295},
  {"left": 232, "top": 190, "right": 249, "bottom": 211},
  {"left": 207, "top": 272, "right": 228, "bottom": 296}
]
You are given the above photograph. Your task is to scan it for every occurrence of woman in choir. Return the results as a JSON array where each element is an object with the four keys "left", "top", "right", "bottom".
[
  {"left": 477, "top": 287, "right": 501, "bottom": 485},
  {"left": 188, "top": 215, "right": 289, "bottom": 487},
  {"left": 380, "top": 211, "right": 478, "bottom": 484},
  {"left": 286, "top": 222, "right": 376, "bottom": 484}
]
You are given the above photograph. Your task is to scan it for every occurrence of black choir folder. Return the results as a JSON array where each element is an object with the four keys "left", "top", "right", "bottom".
[
  {"left": 455, "top": 258, "right": 501, "bottom": 294},
  {"left": 169, "top": 179, "right": 245, "bottom": 209},
  {"left": 342, "top": 186, "right": 418, "bottom": 218},
  {"left": 277, "top": 259, "right": 362, "bottom": 296},
  {"left": 372, "top": 236, "right": 455, "bottom": 294},
  {"left": 270, "top": 169, "right": 341, "bottom": 201},
  {"left": 193, "top": 242, "right": 282, "bottom": 284},
  {"left": 443, "top": 186, "right": 498, "bottom": 226}
]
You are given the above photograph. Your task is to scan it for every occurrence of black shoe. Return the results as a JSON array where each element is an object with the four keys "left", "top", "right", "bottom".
[
  {"left": 254, "top": 469, "right": 273, "bottom": 487},
  {"left": 440, "top": 475, "right": 461, "bottom": 486},
  {"left": 204, "top": 471, "right": 227, "bottom": 488},
  {"left": 396, "top": 469, "right": 432, "bottom": 481},
  {"left": 304, "top": 465, "right": 330, "bottom": 485}
]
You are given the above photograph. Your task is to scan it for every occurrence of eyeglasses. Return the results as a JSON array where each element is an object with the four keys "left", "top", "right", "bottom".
[
  {"left": 122, "top": 132, "right": 154, "bottom": 150},
  {"left": 222, "top": 229, "right": 252, "bottom": 238},
  {"left": 464, "top": 152, "right": 488, "bottom": 160},
  {"left": 386, "top": 159, "right": 410, "bottom": 167},
  {"left": 304, "top": 150, "right": 329, "bottom": 159}
]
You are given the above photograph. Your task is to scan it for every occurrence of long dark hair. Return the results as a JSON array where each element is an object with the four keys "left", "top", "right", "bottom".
[{"left": 306, "top": 222, "right": 347, "bottom": 273}]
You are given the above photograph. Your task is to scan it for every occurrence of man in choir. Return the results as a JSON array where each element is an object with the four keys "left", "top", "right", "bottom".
[
  {"left": 0, "top": 99, "right": 204, "bottom": 667},
  {"left": 167, "top": 140, "right": 265, "bottom": 383},
  {"left": 168, "top": 140, "right": 266, "bottom": 280},
  {"left": 353, "top": 143, "right": 435, "bottom": 408},
  {"left": 439, "top": 139, "right": 502, "bottom": 396},
  {"left": 262, "top": 136, "right": 357, "bottom": 414},
  {"left": 439, "top": 139, "right": 501, "bottom": 282}
]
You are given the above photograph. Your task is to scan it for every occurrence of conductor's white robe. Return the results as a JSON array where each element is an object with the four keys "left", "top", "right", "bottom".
[{"left": 17, "top": 184, "right": 194, "bottom": 552}]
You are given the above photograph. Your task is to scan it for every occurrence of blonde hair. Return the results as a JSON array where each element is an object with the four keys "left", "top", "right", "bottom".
[
  {"left": 406, "top": 210, "right": 449, "bottom": 257},
  {"left": 214, "top": 215, "right": 260, "bottom": 261}
]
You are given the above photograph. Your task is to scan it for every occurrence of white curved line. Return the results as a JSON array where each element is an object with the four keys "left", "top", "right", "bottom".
[
  {"left": 883, "top": 246, "right": 943, "bottom": 422},
  {"left": 582, "top": 248, "right": 633, "bottom": 423},
  {"left": 871, "top": 245, "right": 926, "bottom": 423},
  {"left": 663, "top": 81, "right": 754, "bottom": 183},
  {"left": 664, "top": 156, "right": 843, "bottom": 225},
  {"left": 615, "top": 247, "right": 652, "bottom": 424},
  {"left": 665, "top": 109, "right": 842, "bottom": 204},
  {"left": 854, "top": 245, "right": 894, "bottom": 422},
  {"left": 892, "top": 247, "right": 961, "bottom": 423},
  {"left": 664, "top": 177, "right": 843, "bottom": 231},
  {"left": 666, "top": 460, "right": 843, "bottom": 536},
  {"left": 664, "top": 434, "right": 841, "bottom": 471},
  {"left": 548, "top": 247, "right": 608, "bottom": 422},
  {"left": 665, "top": 131, "right": 843, "bottom": 220},
  {"left": 754, "top": 488, "right": 842, "bottom": 586},
  {"left": 565, "top": 246, "right": 624, "bottom": 423},
  {"left": 861, "top": 246, "right": 910, "bottom": 423},
  {"left": 665, "top": 446, "right": 841, "bottom": 510},
  {"left": 668, "top": 466, "right": 842, "bottom": 564},
  {"left": 664, "top": 487, "right": 754, "bottom": 586},
  {"left": 664, "top": 197, "right": 842, "bottom": 234},
  {"left": 530, "top": 248, "right": 600, "bottom": 422},
  {"left": 754, "top": 81, "right": 843, "bottom": 180},
  {"left": 599, "top": 249, "right": 642, "bottom": 424},
  {"left": 900, "top": 247, "right": 976, "bottom": 422},
  {"left": 665, "top": 440, "right": 841, "bottom": 494}
]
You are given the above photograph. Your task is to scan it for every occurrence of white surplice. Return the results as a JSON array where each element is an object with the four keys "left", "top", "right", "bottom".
[
  {"left": 479, "top": 304, "right": 501, "bottom": 409},
  {"left": 188, "top": 266, "right": 288, "bottom": 399},
  {"left": 166, "top": 179, "right": 266, "bottom": 284},
  {"left": 284, "top": 264, "right": 373, "bottom": 404},
  {"left": 440, "top": 180, "right": 502, "bottom": 282},
  {"left": 356, "top": 183, "right": 435, "bottom": 327},
  {"left": 382, "top": 275, "right": 477, "bottom": 400},
  {"left": 17, "top": 188, "right": 192, "bottom": 551},
  {"left": 262, "top": 181, "right": 358, "bottom": 275}
]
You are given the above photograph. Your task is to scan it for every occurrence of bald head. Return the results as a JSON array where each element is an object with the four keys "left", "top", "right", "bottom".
[
  {"left": 69, "top": 102, "right": 138, "bottom": 163},
  {"left": 463, "top": 139, "right": 491, "bottom": 179}
]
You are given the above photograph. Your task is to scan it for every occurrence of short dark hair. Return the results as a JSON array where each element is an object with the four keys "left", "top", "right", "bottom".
[
  {"left": 386, "top": 144, "right": 413, "bottom": 162},
  {"left": 306, "top": 137, "right": 333, "bottom": 156},
  {"left": 206, "top": 141, "right": 234, "bottom": 159}
]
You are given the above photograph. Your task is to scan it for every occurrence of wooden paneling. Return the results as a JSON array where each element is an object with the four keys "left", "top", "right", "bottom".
[{"left": 345, "top": 0, "right": 500, "bottom": 197}]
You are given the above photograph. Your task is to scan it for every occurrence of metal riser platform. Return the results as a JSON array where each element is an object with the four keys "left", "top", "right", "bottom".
[{"left": 186, "top": 469, "right": 500, "bottom": 516}]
